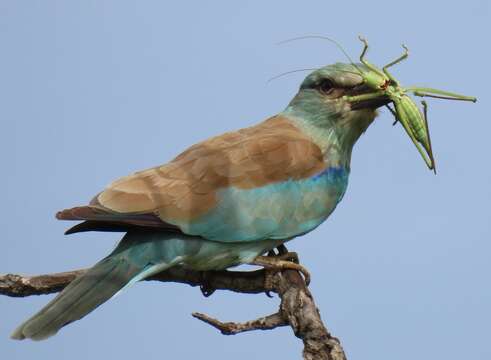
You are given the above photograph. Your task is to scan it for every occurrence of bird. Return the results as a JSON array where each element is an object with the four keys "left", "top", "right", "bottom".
[{"left": 11, "top": 62, "right": 391, "bottom": 341}]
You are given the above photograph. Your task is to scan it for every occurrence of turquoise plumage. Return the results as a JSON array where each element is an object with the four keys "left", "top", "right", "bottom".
[
  {"left": 180, "top": 165, "right": 349, "bottom": 241},
  {"left": 12, "top": 63, "right": 390, "bottom": 340}
]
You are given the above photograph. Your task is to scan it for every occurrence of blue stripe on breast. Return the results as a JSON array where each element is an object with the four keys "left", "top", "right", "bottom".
[
  {"left": 175, "top": 166, "right": 350, "bottom": 242},
  {"left": 311, "top": 166, "right": 347, "bottom": 181}
]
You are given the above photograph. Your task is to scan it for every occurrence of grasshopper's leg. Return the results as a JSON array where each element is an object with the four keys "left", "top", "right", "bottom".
[
  {"left": 409, "top": 87, "right": 477, "bottom": 102},
  {"left": 382, "top": 44, "right": 409, "bottom": 85},
  {"left": 383, "top": 44, "right": 409, "bottom": 70},
  {"left": 358, "top": 35, "right": 385, "bottom": 76},
  {"left": 385, "top": 104, "right": 399, "bottom": 125},
  {"left": 358, "top": 35, "right": 369, "bottom": 62},
  {"left": 421, "top": 100, "right": 436, "bottom": 174}
]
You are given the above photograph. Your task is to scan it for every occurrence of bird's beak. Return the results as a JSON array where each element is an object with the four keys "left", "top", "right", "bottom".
[{"left": 344, "top": 87, "right": 391, "bottom": 110}]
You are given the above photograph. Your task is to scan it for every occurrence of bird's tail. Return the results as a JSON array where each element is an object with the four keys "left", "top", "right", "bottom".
[
  {"left": 11, "top": 232, "right": 180, "bottom": 341},
  {"left": 11, "top": 231, "right": 279, "bottom": 341}
]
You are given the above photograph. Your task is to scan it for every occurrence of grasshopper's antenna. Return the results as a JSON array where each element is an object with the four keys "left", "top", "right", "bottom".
[
  {"left": 267, "top": 68, "right": 319, "bottom": 82},
  {"left": 277, "top": 35, "right": 363, "bottom": 75}
]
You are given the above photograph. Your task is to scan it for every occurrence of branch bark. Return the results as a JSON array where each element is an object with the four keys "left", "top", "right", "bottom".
[
  {"left": 1, "top": 265, "right": 346, "bottom": 360},
  {"left": 192, "top": 311, "right": 288, "bottom": 334}
]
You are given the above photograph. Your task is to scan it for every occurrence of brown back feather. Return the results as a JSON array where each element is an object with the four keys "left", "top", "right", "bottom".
[{"left": 57, "top": 115, "right": 326, "bottom": 234}]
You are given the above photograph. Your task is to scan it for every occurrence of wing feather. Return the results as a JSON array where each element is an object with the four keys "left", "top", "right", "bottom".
[{"left": 58, "top": 115, "right": 326, "bottom": 235}]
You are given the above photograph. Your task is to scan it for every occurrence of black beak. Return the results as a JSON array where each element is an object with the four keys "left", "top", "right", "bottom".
[
  {"left": 345, "top": 85, "right": 391, "bottom": 110},
  {"left": 350, "top": 96, "right": 391, "bottom": 110}
]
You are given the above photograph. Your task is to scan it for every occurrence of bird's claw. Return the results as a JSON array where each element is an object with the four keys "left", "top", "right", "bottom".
[
  {"left": 199, "top": 271, "right": 216, "bottom": 297},
  {"left": 277, "top": 251, "right": 300, "bottom": 264},
  {"left": 200, "top": 285, "right": 216, "bottom": 297},
  {"left": 251, "top": 252, "right": 311, "bottom": 288}
]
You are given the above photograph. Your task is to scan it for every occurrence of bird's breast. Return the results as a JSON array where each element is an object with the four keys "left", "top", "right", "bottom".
[{"left": 177, "top": 166, "right": 350, "bottom": 242}]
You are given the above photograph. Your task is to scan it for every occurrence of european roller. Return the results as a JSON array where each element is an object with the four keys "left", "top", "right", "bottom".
[{"left": 12, "top": 62, "right": 391, "bottom": 341}]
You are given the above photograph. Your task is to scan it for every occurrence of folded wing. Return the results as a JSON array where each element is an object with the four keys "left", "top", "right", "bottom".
[{"left": 58, "top": 115, "right": 326, "bottom": 237}]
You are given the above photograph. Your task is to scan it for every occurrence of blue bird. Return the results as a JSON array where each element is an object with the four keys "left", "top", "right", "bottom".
[{"left": 12, "top": 62, "right": 391, "bottom": 340}]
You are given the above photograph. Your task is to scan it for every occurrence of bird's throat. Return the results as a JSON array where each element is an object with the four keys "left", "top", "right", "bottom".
[{"left": 282, "top": 109, "right": 375, "bottom": 169}]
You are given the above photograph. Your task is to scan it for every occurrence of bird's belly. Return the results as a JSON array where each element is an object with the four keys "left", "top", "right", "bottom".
[{"left": 178, "top": 166, "right": 349, "bottom": 242}]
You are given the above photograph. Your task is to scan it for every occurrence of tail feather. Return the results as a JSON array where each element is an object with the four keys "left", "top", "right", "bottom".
[
  {"left": 11, "top": 230, "right": 264, "bottom": 341},
  {"left": 11, "top": 255, "right": 151, "bottom": 341}
]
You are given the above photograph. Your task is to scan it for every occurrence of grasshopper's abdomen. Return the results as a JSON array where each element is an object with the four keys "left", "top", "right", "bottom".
[
  {"left": 393, "top": 94, "right": 435, "bottom": 170},
  {"left": 394, "top": 95, "right": 430, "bottom": 150}
]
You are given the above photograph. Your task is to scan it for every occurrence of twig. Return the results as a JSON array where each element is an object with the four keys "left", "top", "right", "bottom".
[
  {"left": 0, "top": 270, "right": 85, "bottom": 297},
  {"left": 192, "top": 311, "right": 287, "bottom": 335}
]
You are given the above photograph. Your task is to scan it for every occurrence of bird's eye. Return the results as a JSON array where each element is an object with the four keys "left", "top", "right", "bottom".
[{"left": 318, "top": 80, "right": 334, "bottom": 95}]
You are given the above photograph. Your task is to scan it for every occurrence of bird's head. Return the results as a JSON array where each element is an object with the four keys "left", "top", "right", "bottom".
[{"left": 284, "top": 63, "right": 390, "bottom": 159}]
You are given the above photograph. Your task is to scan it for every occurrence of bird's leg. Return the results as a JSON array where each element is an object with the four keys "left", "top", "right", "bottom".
[
  {"left": 275, "top": 244, "right": 299, "bottom": 263},
  {"left": 276, "top": 244, "right": 288, "bottom": 255},
  {"left": 267, "top": 249, "right": 277, "bottom": 257},
  {"left": 266, "top": 245, "right": 297, "bottom": 260},
  {"left": 250, "top": 245, "right": 311, "bottom": 287},
  {"left": 263, "top": 248, "right": 282, "bottom": 296}
]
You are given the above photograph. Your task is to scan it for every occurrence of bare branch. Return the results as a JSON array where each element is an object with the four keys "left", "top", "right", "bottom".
[
  {"left": 0, "top": 266, "right": 267, "bottom": 297},
  {"left": 0, "top": 270, "right": 85, "bottom": 297},
  {"left": 275, "top": 271, "right": 347, "bottom": 360},
  {"left": 192, "top": 311, "right": 287, "bottom": 335}
]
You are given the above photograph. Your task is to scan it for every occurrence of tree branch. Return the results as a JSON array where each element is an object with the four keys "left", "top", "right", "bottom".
[
  {"left": 1, "top": 265, "right": 347, "bottom": 360},
  {"left": 0, "top": 267, "right": 268, "bottom": 297},
  {"left": 192, "top": 311, "right": 287, "bottom": 334}
]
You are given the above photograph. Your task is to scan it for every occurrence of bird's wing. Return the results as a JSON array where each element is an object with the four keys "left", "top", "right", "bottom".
[{"left": 58, "top": 115, "right": 326, "bottom": 236}]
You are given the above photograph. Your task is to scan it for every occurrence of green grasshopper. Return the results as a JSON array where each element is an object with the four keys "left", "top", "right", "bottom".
[
  {"left": 279, "top": 36, "right": 477, "bottom": 172},
  {"left": 344, "top": 36, "right": 477, "bottom": 173}
]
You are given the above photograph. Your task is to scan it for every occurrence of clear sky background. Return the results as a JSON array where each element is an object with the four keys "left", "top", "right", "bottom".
[{"left": 0, "top": 1, "right": 489, "bottom": 359}]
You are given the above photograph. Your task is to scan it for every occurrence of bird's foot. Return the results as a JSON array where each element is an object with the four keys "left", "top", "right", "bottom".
[
  {"left": 251, "top": 247, "right": 311, "bottom": 289},
  {"left": 267, "top": 244, "right": 300, "bottom": 262},
  {"left": 270, "top": 246, "right": 300, "bottom": 264}
]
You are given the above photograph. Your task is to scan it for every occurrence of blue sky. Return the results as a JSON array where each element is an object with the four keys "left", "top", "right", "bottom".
[{"left": 1, "top": 1, "right": 489, "bottom": 359}]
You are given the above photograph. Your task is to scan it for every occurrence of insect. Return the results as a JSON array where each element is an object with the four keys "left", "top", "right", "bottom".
[
  {"left": 279, "top": 36, "right": 477, "bottom": 172},
  {"left": 344, "top": 36, "right": 477, "bottom": 173}
]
